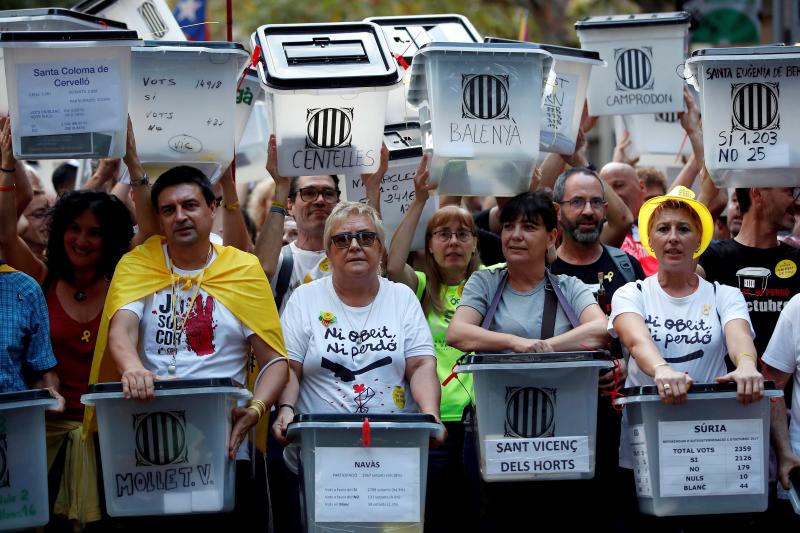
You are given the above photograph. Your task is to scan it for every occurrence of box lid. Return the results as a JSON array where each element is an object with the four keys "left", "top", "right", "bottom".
[
  {"left": 690, "top": 44, "right": 800, "bottom": 58},
  {"left": 0, "top": 388, "right": 53, "bottom": 404},
  {"left": 139, "top": 40, "right": 246, "bottom": 51},
  {"left": 364, "top": 14, "right": 481, "bottom": 62},
  {"left": 253, "top": 22, "right": 400, "bottom": 90},
  {"left": 0, "top": 28, "right": 139, "bottom": 44},
  {"left": 384, "top": 122, "right": 422, "bottom": 160},
  {"left": 72, "top": 0, "right": 125, "bottom": 14},
  {"left": 575, "top": 11, "right": 690, "bottom": 30},
  {"left": 0, "top": 8, "right": 127, "bottom": 30},
  {"left": 86, "top": 378, "right": 241, "bottom": 394},
  {"left": 463, "top": 350, "right": 612, "bottom": 365},
  {"left": 484, "top": 37, "right": 602, "bottom": 62},
  {"left": 621, "top": 381, "right": 778, "bottom": 397},
  {"left": 291, "top": 413, "right": 437, "bottom": 424}
]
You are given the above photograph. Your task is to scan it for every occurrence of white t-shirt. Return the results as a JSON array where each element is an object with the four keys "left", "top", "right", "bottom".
[
  {"left": 608, "top": 276, "right": 753, "bottom": 467},
  {"left": 120, "top": 245, "right": 255, "bottom": 384},
  {"left": 281, "top": 276, "right": 434, "bottom": 414},
  {"left": 762, "top": 293, "right": 800, "bottom": 456},
  {"left": 271, "top": 241, "right": 331, "bottom": 314}
]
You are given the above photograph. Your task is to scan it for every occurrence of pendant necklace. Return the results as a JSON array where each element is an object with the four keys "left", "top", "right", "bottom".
[
  {"left": 330, "top": 281, "right": 377, "bottom": 346},
  {"left": 73, "top": 290, "right": 87, "bottom": 302},
  {"left": 167, "top": 247, "right": 212, "bottom": 375}
]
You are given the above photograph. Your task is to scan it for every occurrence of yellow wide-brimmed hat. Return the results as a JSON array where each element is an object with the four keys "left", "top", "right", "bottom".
[{"left": 638, "top": 186, "right": 713, "bottom": 259}]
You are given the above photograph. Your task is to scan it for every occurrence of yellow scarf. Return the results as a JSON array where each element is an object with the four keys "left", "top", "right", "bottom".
[
  {"left": 0, "top": 264, "right": 17, "bottom": 273},
  {"left": 81, "top": 236, "right": 287, "bottom": 451}
]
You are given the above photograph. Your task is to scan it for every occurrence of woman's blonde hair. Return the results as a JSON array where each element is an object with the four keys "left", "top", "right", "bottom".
[
  {"left": 323, "top": 201, "right": 386, "bottom": 251},
  {"left": 246, "top": 178, "right": 276, "bottom": 227},
  {"left": 423, "top": 205, "right": 480, "bottom": 315}
]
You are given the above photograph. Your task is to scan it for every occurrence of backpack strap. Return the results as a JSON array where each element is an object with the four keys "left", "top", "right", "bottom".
[
  {"left": 545, "top": 270, "right": 581, "bottom": 329},
  {"left": 541, "top": 277, "right": 559, "bottom": 339},
  {"left": 273, "top": 244, "right": 294, "bottom": 311},
  {"left": 603, "top": 244, "right": 636, "bottom": 283},
  {"left": 480, "top": 269, "right": 509, "bottom": 329}
]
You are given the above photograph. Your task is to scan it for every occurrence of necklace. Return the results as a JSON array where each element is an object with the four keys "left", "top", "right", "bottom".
[
  {"left": 166, "top": 247, "right": 213, "bottom": 375},
  {"left": 73, "top": 290, "right": 87, "bottom": 302},
  {"left": 330, "top": 280, "right": 378, "bottom": 346}
]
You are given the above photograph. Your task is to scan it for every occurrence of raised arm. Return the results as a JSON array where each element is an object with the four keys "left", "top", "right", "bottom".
[
  {"left": 362, "top": 144, "right": 389, "bottom": 215},
  {"left": 219, "top": 164, "right": 253, "bottom": 252},
  {"left": 255, "top": 135, "right": 291, "bottom": 279},
  {"left": 125, "top": 117, "right": 158, "bottom": 248},
  {"left": 613, "top": 312, "right": 694, "bottom": 404},
  {"left": 386, "top": 155, "right": 432, "bottom": 291},
  {"left": 82, "top": 158, "right": 120, "bottom": 192},
  {"left": 0, "top": 117, "right": 47, "bottom": 283}
]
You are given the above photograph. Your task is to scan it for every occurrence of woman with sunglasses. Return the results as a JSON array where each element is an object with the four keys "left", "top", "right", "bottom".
[
  {"left": 272, "top": 200, "right": 444, "bottom": 438},
  {"left": 386, "top": 156, "right": 482, "bottom": 531}
]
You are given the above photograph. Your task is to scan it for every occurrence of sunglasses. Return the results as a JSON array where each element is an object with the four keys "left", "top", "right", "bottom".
[{"left": 330, "top": 231, "right": 378, "bottom": 249}]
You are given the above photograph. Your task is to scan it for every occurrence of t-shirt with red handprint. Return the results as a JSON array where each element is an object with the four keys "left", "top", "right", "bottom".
[{"left": 120, "top": 246, "right": 255, "bottom": 384}]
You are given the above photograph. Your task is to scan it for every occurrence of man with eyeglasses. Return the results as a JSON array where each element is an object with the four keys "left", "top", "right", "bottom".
[
  {"left": 255, "top": 136, "right": 384, "bottom": 315},
  {"left": 549, "top": 167, "right": 644, "bottom": 526}
]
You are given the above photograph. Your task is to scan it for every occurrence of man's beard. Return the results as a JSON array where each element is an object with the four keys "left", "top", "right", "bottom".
[{"left": 564, "top": 217, "right": 603, "bottom": 244}]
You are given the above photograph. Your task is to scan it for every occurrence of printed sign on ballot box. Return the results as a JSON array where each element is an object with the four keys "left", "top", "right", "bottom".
[{"left": 686, "top": 46, "right": 800, "bottom": 187}]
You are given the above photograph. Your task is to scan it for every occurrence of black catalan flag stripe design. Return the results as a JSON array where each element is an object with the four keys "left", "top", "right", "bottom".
[
  {"left": 462, "top": 74, "right": 509, "bottom": 120},
  {"left": 616, "top": 49, "right": 652, "bottom": 90},
  {"left": 505, "top": 387, "right": 555, "bottom": 438},
  {"left": 655, "top": 112, "right": 679, "bottom": 123},
  {"left": 134, "top": 411, "right": 187, "bottom": 466},
  {"left": 306, "top": 108, "right": 353, "bottom": 149},
  {"left": 732, "top": 83, "right": 779, "bottom": 131},
  {"left": 137, "top": 1, "right": 169, "bottom": 39}
]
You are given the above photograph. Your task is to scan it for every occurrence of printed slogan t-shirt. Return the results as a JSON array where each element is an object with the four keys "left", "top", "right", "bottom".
[
  {"left": 120, "top": 247, "right": 255, "bottom": 385},
  {"left": 281, "top": 276, "right": 434, "bottom": 415},
  {"left": 699, "top": 240, "right": 800, "bottom": 357},
  {"left": 608, "top": 275, "right": 753, "bottom": 467}
]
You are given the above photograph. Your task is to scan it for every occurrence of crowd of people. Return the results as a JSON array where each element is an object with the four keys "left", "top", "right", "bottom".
[{"left": 2, "top": 75, "right": 800, "bottom": 533}]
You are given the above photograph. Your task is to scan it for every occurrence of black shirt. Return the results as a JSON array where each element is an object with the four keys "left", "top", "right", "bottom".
[
  {"left": 550, "top": 246, "right": 646, "bottom": 314},
  {"left": 474, "top": 209, "right": 504, "bottom": 266},
  {"left": 699, "top": 239, "right": 800, "bottom": 357}
]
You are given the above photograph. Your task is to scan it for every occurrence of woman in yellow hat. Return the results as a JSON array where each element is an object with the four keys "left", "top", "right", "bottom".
[{"left": 609, "top": 186, "right": 764, "bottom": 468}]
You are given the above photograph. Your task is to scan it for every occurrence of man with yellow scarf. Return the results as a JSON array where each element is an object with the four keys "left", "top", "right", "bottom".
[{"left": 85, "top": 166, "right": 288, "bottom": 529}]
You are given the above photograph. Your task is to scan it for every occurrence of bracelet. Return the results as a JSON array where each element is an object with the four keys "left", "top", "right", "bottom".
[
  {"left": 279, "top": 403, "right": 295, "bottom": 414},
  {"left": 245, "top": 404, "right": 264, "bottom": 420},
  {"left": 130, "top": 174, "right": 150, "bottom": 187},
  {"left": 738, "top": 353, "right": 758, "bottom": 364},
  {"left": 270, "top": 205, "right": 289, "bottom": 217},
  {"left": 0, "top": 167, "right": 15, "bottom": 173},
  {"left": 271, "top": 200, "right": 287, "bottom": 210},
  {"left": 221, "top": 200, "right": 240, "bottom": 212},
  {"left": 249, "top": 398, "right": 267, "bottom": 413},
  {"left": 0, "top": 185, "right": 15, "bottom": 192},
  {"left": 653, "top": 362, "right": 670, "bottom": 370}
]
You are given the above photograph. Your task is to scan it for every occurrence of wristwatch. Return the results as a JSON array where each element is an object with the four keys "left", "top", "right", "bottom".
[{"left": 130, "top": 174, "right": 150, "bottom": 187}]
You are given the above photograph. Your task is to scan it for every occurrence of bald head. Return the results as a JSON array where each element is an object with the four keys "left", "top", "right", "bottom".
[{"left": 600, "top": 162, "right": 646, "bottom": 217}]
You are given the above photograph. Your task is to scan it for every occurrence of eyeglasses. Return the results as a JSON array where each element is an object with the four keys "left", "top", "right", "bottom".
[
  {"left": 560, "top": 197, "right": 605, "bottom": 211},
  {"left": 330, "top": 231, "right": 378, "bottom": 249},
  {"left": 298, "top": 186, "right": 339, "bottom": 203},
  {"left": 432, "top": 229, "right": 475, "bottom": 243}
]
